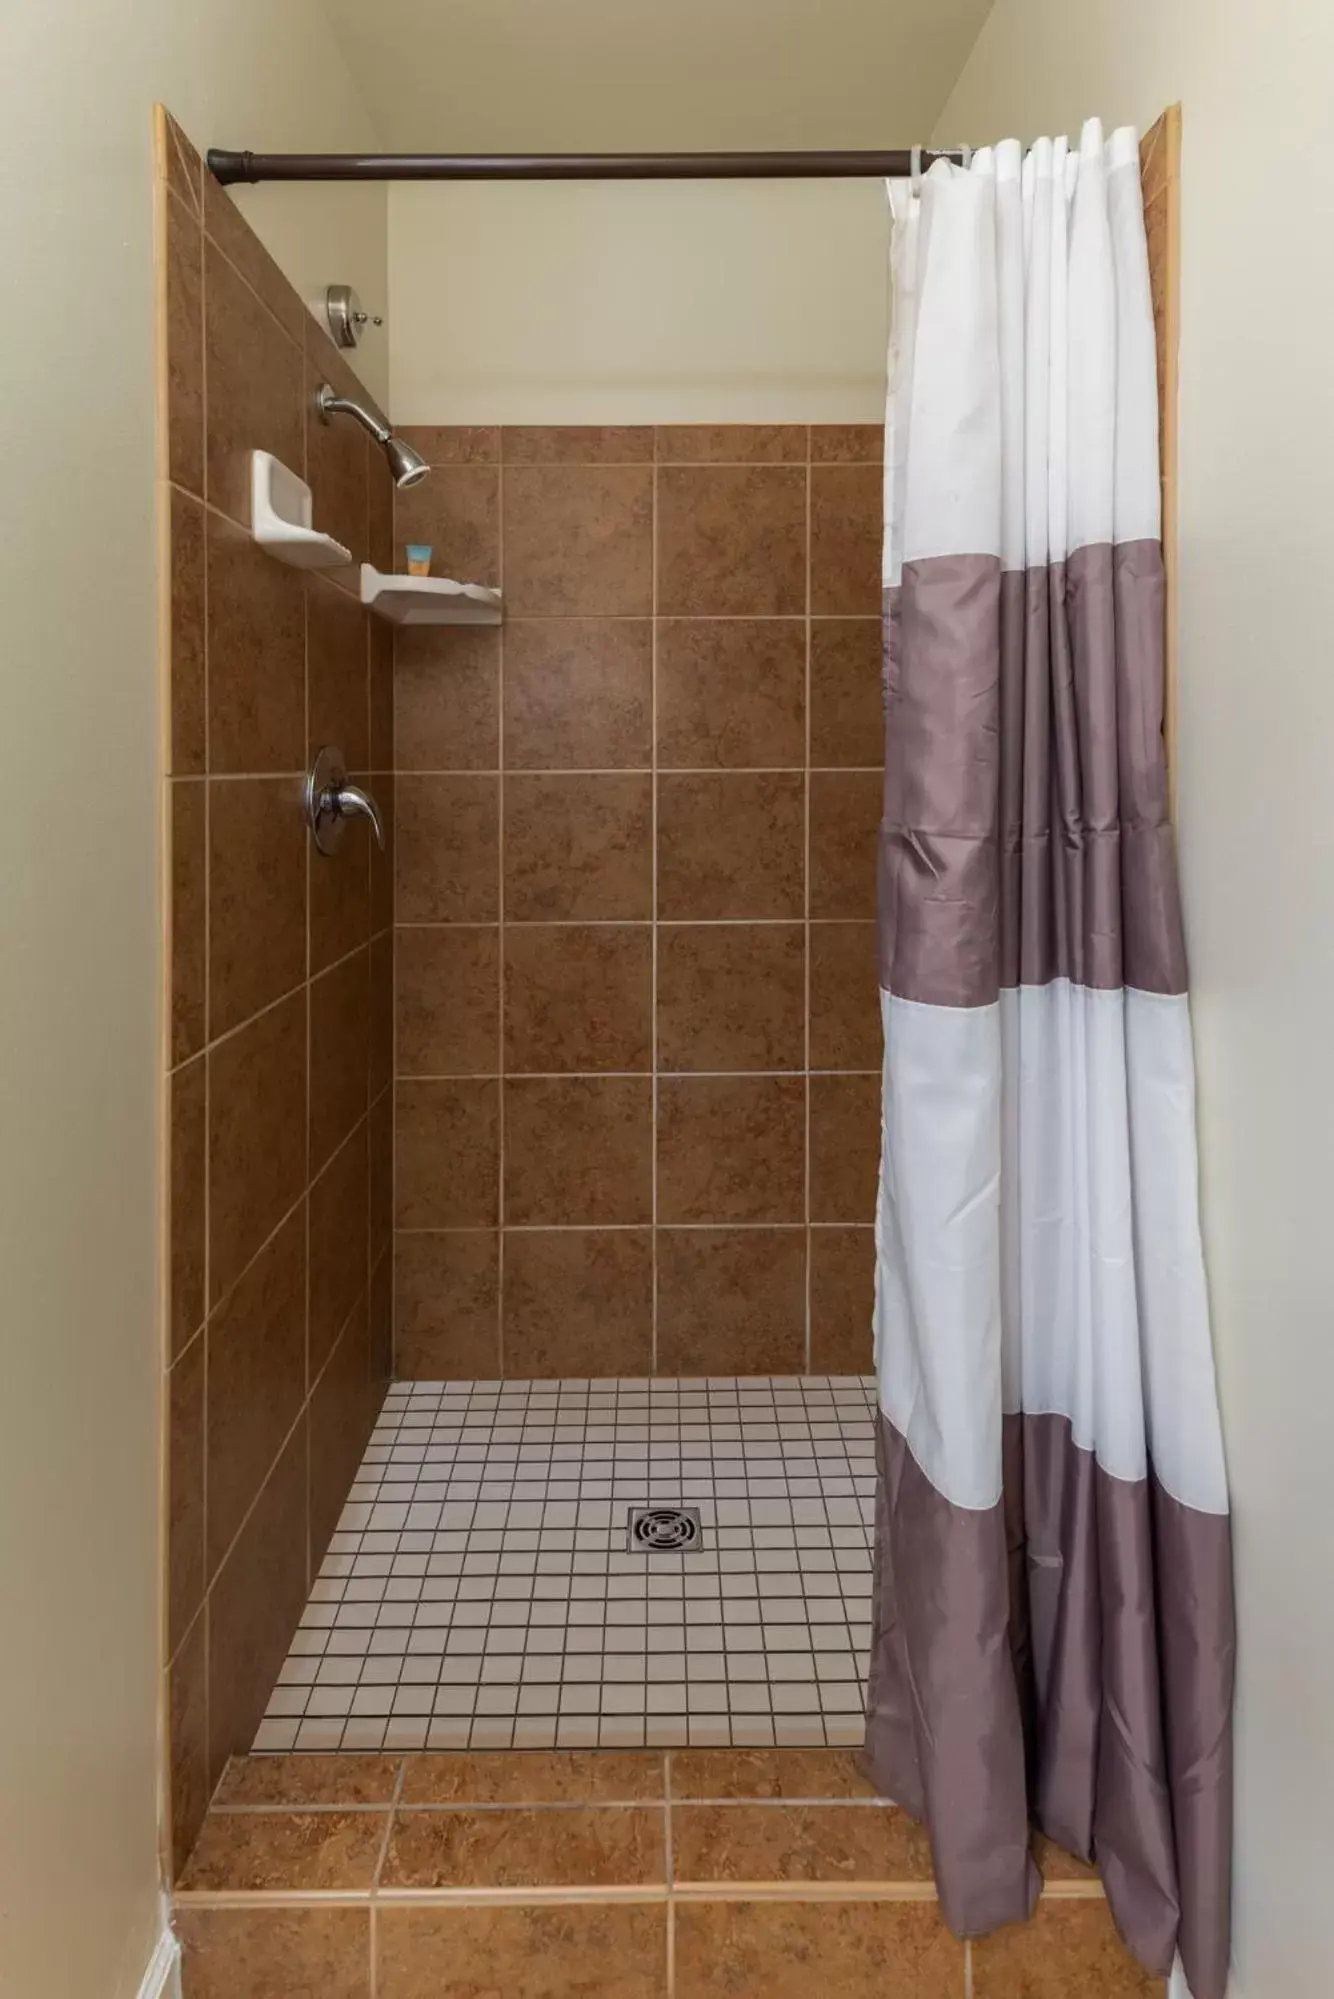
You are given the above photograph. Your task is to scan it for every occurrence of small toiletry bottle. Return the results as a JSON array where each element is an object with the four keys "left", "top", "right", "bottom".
[{"left": 405, "top": 544, "right": 433, "bottom": 576}]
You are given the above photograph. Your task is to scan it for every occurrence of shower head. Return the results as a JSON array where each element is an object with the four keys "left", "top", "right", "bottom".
[
  {"left": 315, "top": 383, "right": 431, "bottom": 490},
  {"left": 384, "top": 433, "right": 430, "bottom": 489}
]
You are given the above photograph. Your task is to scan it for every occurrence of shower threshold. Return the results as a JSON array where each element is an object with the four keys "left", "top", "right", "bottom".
[{"left": 258, "top": 1373, "right": 875, "bottom": 1752}]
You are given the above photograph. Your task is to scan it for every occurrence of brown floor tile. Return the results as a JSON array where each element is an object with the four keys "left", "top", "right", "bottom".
[
  {"left": 214, "top": 1752, "right": 403, "bottom": 1807},
  {"left": 810, "top": 464, "right": 883, "bottom": 615},
  {"left": 809, "top": 922, "right": 881, "bottom": 1071},
  {"left": 810, "top": 619, "right": 885, "bottom": 767},
  {"left": 670, "top": 1802, "right": 932, "bottom": 1885},
  {"left": 505, "top": 925, "right": 651, "bottom": 1073},
  {"left": 396, "top": 925, "right": 500, "bottom": 1077},
  {"left": 656, "top": 620, "right": 805, "bottom": 769},
  {"left": 310, "top": 948, "right": 370, "bottom": 1174},
  {"left": 810, "top": 423, "right": 884, "bottom": 463},
  {"left": 657, "top": 1077, "right": 804, "bottom": 1225},
  {"left": 381, "top": 1805, "right": 664, "bottom": 1889},
  {"left": 809, "top": 770, "right": 882, "bottom": 918},
  {"left": 1032, "top": 1833, "right": 1101, "bottom": 1885},
  {"left": 171, "top": 782, "right": 206, "bottom": 1066},
  {"left": 170, "top": 1054, "right": 206, "bottom": 1356},
  {"left": 503, "top": 425, "right": 655, "bottom": 464},
  {"left": 376, "top": 1904, "right": 666, "bottom": 1999},
  {"left": 810, "top": 1073, "right": 881, "bottom": 1223},
  {"left": 170, "top": 488, "right": 206, "bottom": 774},
  {"left": 809, "top": 1227, "right": 876, "bottom": 1372},
  {"left": 178, "top": 1809, "right": 386, "bottom": 1892},
  {"left": 206, "top": 1207, "right": 306, "bottom": 1576},
  {"left": 401, "top": 1750, "right": 664, "bottom": 1804},
  {"left": 657, "top": 924, "right": 804, "bottom": 1073},
  {"left": 656, "top": 1229, "right": 805, "bottom": 1374},
  {"left": 669, "top": 1749, "right": 879, "bottom": 1800},
  {"left": 657, "top": 466, "right": 806, "bottom": 616},
  {"left": 658, "top": 772, "right": 804, "bottom": 920},
  {"left": 395, "top": 1079, "right": 499, "bottom": 1228},
  {"left": 505, "top": 773, "right": 652, "bottom": 921},
  {"left": 971, "top": 1901, "right": 1165, "bottom": 1996},
  {"left": 503, "top": 1228, "right": 653, "bottom": 1376},
  {"left": 656, "top": 424, "right": 806, "bottom": 463},
  {"left": 176, "top": 1906, "right": 370, "bottom": 1999},
  {"left": 307, "top": 574, "right": 370, "bottom": 769},
  {"left": 673, "top": 1900, "right": 962, "bottom": 1999},
  {"left": 394, "top": 1230, "right": 500, "bottom": 1378},
  {"left": 502, "top": 464, "right": 654, "bottom": 615},
  {"left": 204, "top": 510, "right": 306, "bottom": 774},
  {"left": 208, "top": 991, "right": 306, "bottom": 1306},
  {"left": 395, "top": 775, "right": 498, "bottom": 923},
  {"left": 504, "top": 618, "right": 653, "bottom": 770},
  {"left": 395, "top": 463, "right": 500, "bottom": 588},
  {"left": 394, "top": 626, "right": 499, "bottom": 772},
  {"left": 208, "top": 778, "right": 306, "bottom": 1038},
  {"left": 504, "top": 1077, "right": 652, "bottom": 1225}
]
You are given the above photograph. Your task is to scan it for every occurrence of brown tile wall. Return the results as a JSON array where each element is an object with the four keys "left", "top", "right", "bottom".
[
  {"left": 159, "top": 110, "right": 394, "bottom": 1876},
  {"left": 390, "top": 423, "right": 883, "bottom": 1380}
]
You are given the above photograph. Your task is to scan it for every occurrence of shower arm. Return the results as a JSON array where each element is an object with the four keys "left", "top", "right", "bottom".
[{"left": 315, "top": 382, "right": 390, "bottom": 445}]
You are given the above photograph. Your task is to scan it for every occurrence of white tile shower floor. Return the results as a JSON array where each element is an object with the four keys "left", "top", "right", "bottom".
[{"left": 257, "top": 1374, "right": 876, "bottom": 1753}]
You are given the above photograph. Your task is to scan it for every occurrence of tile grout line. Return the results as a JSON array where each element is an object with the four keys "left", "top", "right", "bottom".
[
  {"left": 650, "top": 450, "right": 660, "bottom": 1377},
  {"left": 496, "top": 448, "right": 507, "bottom": 1382}
]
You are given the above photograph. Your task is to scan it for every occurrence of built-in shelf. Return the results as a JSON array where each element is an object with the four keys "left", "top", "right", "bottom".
[
  {"left": 359, "top": 564, "right": 503, "bottom": 626},
  {"left": 250, "top": 451, "right": 351, "bottom": 569}
]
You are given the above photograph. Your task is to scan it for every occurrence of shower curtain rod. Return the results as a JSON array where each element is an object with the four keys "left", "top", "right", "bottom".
[{"left": 206, "top": 148, "right": 964, "bottom": 185}]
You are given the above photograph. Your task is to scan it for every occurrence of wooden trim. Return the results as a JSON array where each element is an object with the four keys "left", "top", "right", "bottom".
[{"left": 1141, "top": 105, "right": 1182, "bottom": 815}]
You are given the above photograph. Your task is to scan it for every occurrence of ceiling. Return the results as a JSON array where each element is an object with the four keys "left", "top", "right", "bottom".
[{"left": 317, "top": 0, "right": 994, "bottom": 153}]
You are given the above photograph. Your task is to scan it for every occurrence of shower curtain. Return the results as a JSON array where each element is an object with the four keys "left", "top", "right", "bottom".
[{"left": 866, "top": 121, "right": 1234, "bottom": 1999}]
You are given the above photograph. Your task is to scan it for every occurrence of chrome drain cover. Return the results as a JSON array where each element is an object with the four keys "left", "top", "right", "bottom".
[{"left": 628, "top": 1505, "right": 702, "bottom": 1553}]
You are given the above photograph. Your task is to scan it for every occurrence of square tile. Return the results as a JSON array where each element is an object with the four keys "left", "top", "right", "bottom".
[
  {"left": 396, "top": 463, "right": 500, "bottom": 588},
  {"left": 810, "top": 619, "right": 884, "bottom": 767},
  {"left": 505, "top": 926, "right": 651, "bottom": 1073},
  {"left": 395, "top": 776, "right": 498, "bottom": 924},
  {"left": 395, "top": 1080, "right": 500, "bottom": 1228},
  {"left": 503, "top": 1231, "right": 653, "bottom": 1377},
  {"left": 656, "top": 620, "right": 805, "bottom": 769},
  {"left": 504, "top": 1078, "right": 652, "bottom": 1225},
  {"left": 809, "top": 922, "right": 882, "bottom": 1071},
  {"left": 809, "top": 771, "right": 881, "bottom": 919},
  {"left": 395, "top": 627, "right": 499, "bottom": 772},
  {"left": 810, "top": 465, "right": 883, "bottom": 615},
  {"left": 397, "top": 926, "right": 500, "bottom": 1077},
  {"left": 809, "top": 1229, "right": 876, "bottom": 1373},
  {"left": 657, "top": 1078, "right": 804, "bottom": 1224},
  {"left": 504, "top": 619, "right": 652, "bottom": 769},
  {"left": 505, "top": 774, "right": 652, "bottom": 921},
  {"left": 657, "top": 1231, "right": 806, "bottom": 1374},
  {"left": 657, "top": 466, "right": 806, "bottom": 616},
  {"left": 503, "top": 464, "right": 653, "bottom": 616},
  {"left": 658, "top": 773, "right": 804, "bottom": 920},
  {"left": 810, "top": 1075, "right": 881, "bottom": 1224},
  {"left": 657, "top": 925, "right": 804, "bottom": 1073}
]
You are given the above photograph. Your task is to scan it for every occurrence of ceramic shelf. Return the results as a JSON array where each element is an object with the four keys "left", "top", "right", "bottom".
[
  {"left": 359, "top": 564, "right": 502, "bottom": 626},
  {"left": 250, "top": 451, "right": 351, "bottom": 569}
]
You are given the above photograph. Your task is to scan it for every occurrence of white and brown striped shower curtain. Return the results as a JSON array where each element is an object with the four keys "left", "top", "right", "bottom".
[{"left": 866, "top": 121, "right": 1235, "bottom": 1999}]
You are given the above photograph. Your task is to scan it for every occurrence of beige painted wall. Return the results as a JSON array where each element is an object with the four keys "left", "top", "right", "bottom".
[
  {"left": 0, "top": 7, "right": 382, "bottom": 1995},
  {"left": 388, "top": 178, "right": 891, "bottom": 423},
  {"left": 937, "top": 7, "right": 1334, "bottom": 1996}
]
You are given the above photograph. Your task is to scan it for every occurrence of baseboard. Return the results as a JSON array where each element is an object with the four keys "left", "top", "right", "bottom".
[{"left": 136, "top": 1918, "right": 180, "bottom": 1999}]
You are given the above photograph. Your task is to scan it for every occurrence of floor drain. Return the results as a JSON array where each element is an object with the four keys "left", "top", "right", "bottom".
[{"left": 628, "top": 1505, "right": 702, "bottom": 1553}]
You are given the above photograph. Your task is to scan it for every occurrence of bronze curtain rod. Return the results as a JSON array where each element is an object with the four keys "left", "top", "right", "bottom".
[{"left": 206, "top": 148, "right": 963, "bottom": 186}]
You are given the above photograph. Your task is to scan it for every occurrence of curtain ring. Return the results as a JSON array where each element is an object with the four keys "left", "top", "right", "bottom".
[
  {"left": 910, "top": 144, "right": 923, "bottom": 197},
  {"left": 959, "top": 143, "right": 973, "bottom": 170}
]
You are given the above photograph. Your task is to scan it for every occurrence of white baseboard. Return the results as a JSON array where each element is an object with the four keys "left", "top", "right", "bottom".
[{"left": 136, "top": 1919, "right": 180, "bottom": 1999}]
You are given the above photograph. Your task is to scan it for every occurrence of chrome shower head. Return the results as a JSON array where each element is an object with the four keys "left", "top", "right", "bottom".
[
  {"left": 384, "top": 434, "right": 430, "bottom": 489},
  {"left": 315, "top": 383, "right": 431, "bottom": 490}
]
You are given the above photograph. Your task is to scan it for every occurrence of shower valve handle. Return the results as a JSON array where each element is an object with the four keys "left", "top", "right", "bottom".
[{"left": 305, "top": 746, "right": 385, "bottom": 854}]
